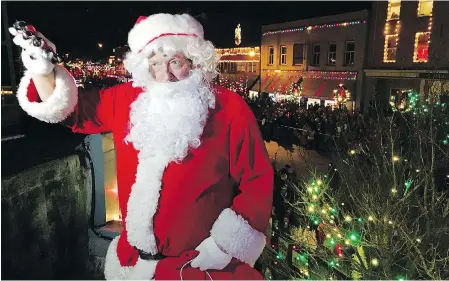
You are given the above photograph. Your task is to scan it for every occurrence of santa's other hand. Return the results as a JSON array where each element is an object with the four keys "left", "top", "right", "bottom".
[{"left": 190, "top": 236, "right": 232, "bottom": 271}]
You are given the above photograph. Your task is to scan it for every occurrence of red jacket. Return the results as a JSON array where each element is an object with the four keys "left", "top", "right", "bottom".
[{"left": 17, "top": 66, "right": 274, "bottom": 280}]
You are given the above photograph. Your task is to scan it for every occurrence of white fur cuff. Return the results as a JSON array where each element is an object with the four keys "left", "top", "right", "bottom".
[
  {"left": 210, "top": 208, "right": 267, "bottom": 266},
  {"left": 17, "top": 65, "right": 78, "bottom": 123}
]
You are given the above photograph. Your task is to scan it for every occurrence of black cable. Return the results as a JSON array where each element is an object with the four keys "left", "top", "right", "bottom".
[{"left": 82, "top": 139, "right": 113, "bottom": 241}]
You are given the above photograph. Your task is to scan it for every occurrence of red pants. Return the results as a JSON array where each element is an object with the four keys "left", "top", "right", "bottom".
[{"left": 154, "top": 250, "right": 264, "bottom": 280}]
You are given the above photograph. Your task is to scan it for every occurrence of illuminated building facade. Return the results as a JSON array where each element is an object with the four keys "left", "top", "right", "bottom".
[
  {"left": 363, "top": 0, "right": 449, "bottom": 112},
  {"left": 215, "top": 46, "right": 261, "bottom": 94},
  {"left": 261, "top": 11, "right": 368, "bottom": 109}
]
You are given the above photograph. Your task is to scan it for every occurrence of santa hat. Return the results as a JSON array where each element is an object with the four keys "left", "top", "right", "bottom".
[{"left": 127, "top": 13, "right": 204, "bottom": 54}]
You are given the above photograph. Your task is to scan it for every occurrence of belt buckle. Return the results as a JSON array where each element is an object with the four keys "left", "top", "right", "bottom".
[{"left": 138, "top": 249, "right": 154, "bottom": 260}]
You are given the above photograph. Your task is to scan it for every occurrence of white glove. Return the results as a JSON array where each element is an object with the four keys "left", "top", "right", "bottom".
[
  {"left": 190, "top": 236, "right": 232, "bottom": 271},
  {"left": 9, "top": 25, "right": 56, "bottom": 75},
  {"left": 126, "top": 259, "right": 158, "bottom": 280}
]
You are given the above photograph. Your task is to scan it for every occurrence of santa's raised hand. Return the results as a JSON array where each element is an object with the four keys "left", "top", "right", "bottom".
[{"left": 9, "top": 21, "right": 58, "bottom": 75}]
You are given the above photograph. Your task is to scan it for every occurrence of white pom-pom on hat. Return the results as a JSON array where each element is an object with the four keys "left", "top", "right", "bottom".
[{"left": 127, "top": 13, "right": 204, "bottom": 54}]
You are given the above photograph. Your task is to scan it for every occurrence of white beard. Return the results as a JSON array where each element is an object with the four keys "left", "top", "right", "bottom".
[
  {"left": 124, "top": 69, "right": 216, "bottom": 253},
  {"left": 126, "top": 70, "right": 216, "bottom": 160}
]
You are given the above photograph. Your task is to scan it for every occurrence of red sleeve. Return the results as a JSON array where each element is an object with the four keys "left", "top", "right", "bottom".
[
  {"left": 17, "top": 65, "right": 134, "bottom": 134},
  {"left": 62, "top": 83, "right": 132, "bottom": 134},
  {"left": 211, "top": 94, "right": 274, "bottom": 267}
]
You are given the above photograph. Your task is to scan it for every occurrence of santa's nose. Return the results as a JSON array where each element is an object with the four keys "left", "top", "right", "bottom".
[
  {"left": 159, "top": 67, "right": 177, "bottom": 82},
  {"left": 159, "top": 68, "right": 171, "bottom": 82}
]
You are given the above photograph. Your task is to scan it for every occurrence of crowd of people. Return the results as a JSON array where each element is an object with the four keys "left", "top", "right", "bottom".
[{"left": 243, "top": 93, "right": 369, "bottom": 152}]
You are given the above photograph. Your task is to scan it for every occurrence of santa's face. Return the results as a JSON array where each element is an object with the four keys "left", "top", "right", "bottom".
[
  {"left": 126, "top": 69, "right": 216, "bottom": 163},
  {"left": 148, "top": 52, "right": 192, "bottom": 82}
]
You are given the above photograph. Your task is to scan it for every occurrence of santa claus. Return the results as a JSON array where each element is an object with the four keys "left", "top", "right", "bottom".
[{"left": 10, "top": 13, "right": 273, "bottom": 280}]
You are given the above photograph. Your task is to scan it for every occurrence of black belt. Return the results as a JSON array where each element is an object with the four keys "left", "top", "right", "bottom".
[{"left": 135, "top": 247, "right": 166, "bottom": 261}]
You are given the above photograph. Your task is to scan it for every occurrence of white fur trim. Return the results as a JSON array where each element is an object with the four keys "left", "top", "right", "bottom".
[
  {"left": 210, "top": 208, "right": 267, "bottom": 267},
  {"left": 128, "top": 13, "right": 204, "bottom": 53},
  {"left": 125, "top": 154, "right": 170, "bottom": 254},
  {"left": 17, "top": 65, "right": 78, "bottom": 123},
  {"left": 104, "top": 235, "right": 158, "bottom": 280},
  {"left": 124, "top": 71, "right": 213, "bottom": 253},
  {"left": 104, "top": 237, "right": 129, "bottom": 280}
]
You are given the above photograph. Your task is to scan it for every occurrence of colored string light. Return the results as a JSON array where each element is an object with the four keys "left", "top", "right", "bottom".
[{"left": 263, "top": 20, "right": 366, "bottom": 36}]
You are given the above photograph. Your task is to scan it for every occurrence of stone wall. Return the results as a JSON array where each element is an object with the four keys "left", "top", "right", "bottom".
[{"left": 1, "top": 121, "right": 93, "bottom": 279}]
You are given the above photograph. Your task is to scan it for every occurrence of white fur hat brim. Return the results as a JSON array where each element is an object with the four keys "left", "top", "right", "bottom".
[{"left": 128, "top": 13, "right": 204, "bottom": 53}]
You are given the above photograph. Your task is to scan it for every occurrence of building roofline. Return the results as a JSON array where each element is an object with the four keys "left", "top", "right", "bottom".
[
  {"left": 262, "top": 10, "right": 369, "bottom": 32},
  {"left": 215, "top": 44, "right": 260, "bottom": 49}
]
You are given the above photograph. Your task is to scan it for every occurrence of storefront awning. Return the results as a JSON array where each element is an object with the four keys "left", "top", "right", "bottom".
[
  {"left": 261, "top": 71, "right": 357, "bottom": 99},
  {"left": 261, "top": 73, "right": 298, "bottom": 94},
  {"left": 301, "top": 79, "right": 356, "bottom": 99},
  {"left": 217, "top": 73, "right": 260, "bottom": 92}
]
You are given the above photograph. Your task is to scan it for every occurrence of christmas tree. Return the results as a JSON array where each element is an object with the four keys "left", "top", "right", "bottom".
[{"left": 258, "top": 87, "right": 449, "bottom": 280}]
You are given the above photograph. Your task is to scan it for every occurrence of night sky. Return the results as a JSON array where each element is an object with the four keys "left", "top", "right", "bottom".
[{"left": 4, "top": 1, "right": 371, "bottom": 59}]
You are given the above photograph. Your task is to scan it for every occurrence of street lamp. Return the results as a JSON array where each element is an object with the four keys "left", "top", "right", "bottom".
[{"left": 98, "top": 43, "right": 103, "bottom": 49}]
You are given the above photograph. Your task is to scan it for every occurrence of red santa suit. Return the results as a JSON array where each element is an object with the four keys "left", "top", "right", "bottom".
[{"left": 16, "top": 13, "right": 274, "bottom": 280}]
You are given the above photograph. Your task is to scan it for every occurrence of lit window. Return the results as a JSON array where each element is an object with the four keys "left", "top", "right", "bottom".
[
  {"left": 328, "top": 42, "right": 337, "bottom": 65},
  {"left": 280, "top": 45, "right": 287, "bottom": 65},
  {"left": 344, "top": 41, "right": 355, "bottom": 65},
  {"left": 293, "top": 43, "right": 304, "bottom": 65},
  {"left": 417, "top": 0, "right": 433, "bottom": 17},
  {"left": 268, "top": 47, "right": 274, "bottom": 65},
  {"left": 387, "top": 0, "right": 401, "bottom": 21},
  {"left": 312, "top": 44, "right": 320, "bottom": 65},
  {"left": 413, "top": 32, "right": 430, "bottom": 62},
  {"left": 384, "top": 35, "right": 398, "bottom": 62},
  {"left": 237, "top": 62, "right": 244, "bottom": 72}
]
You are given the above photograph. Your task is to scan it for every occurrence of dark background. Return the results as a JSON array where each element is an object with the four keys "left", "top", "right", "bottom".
[{"left": 2, "top": 1, "right": 372, "bottom": 85}]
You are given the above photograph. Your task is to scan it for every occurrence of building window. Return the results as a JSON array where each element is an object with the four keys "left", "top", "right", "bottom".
[
  {"left": 312, "top": 44, "right": 320, "bottom": 65},
  {"left": 413, "top": 32, "right": 430, "bottom": 62},
  {"left": 237, "top": 62, "right": 244, "bottom": 72},
  {"left": 387, "top": 0, "right": 401, "bottom": 21},
  {"left": 268, "top": 47, "right": 274, "bottom": 65},
  {"left": 417, "top": 0, "right": 433, "bottom": 17},
  {"left": 344, "top": 41, "right": 355, "bottom": 65},
  {"left": 251, "top": 62, "right": 257, "bottom": 72},
  {"left": 384, "top": 35, "right": 399, "bottom": 62},
  {"left": 293, "top": 43, "right": 304, "bottom": 65},
  {"left": 328, "top": 42, "right": 337, "bottom": 65},
  {"left": 280, "top": 46, "right": 287, "bottom": 65}
]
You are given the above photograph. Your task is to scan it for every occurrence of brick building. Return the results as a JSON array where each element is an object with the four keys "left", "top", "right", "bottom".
[
  {"left": 362, "top": 0, "right": 449, "bottom": 112},
  {"left": 261, "top": 10, "right": 369, "bottom": 109}
]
